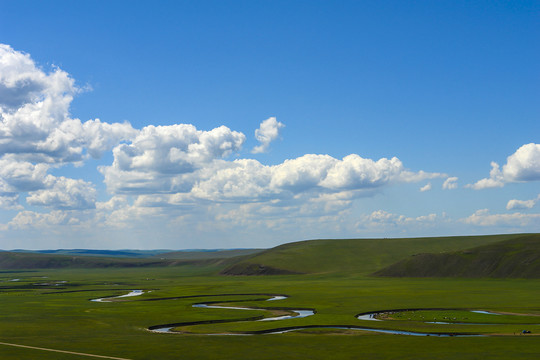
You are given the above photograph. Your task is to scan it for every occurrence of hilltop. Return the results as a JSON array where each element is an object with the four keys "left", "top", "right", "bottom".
[
  {"left": 373, "top": 233, "right": 540, "bottom": 278},
  {"left": 220, "top": 234, "right": 522, "bottom": 276}
]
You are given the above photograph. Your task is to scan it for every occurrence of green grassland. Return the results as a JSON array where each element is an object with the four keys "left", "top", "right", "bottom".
[
  {"left": 374, "top": 234, "right": 540, "bottom": 278},
  {"left": 1, "top": 234, "right": 540, "bottom": 359},
  {"left": 221, "top": 234, "right": 522, "bottom": 275}
]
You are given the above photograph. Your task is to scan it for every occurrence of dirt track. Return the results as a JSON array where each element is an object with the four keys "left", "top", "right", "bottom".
[{"left": 0, "top": 341, "right": 132, "bottom": 360}]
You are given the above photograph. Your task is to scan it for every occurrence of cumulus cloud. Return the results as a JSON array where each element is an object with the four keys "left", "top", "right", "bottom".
[
  {"left": 0, "top": 192, "right": 22, "bottom": 210},
  {"left": 468, "top": 144, "right": 540, "bottom": 189},
  {"left": 0, "top": 158, "right": 52, "bottom": 209},
  {"left": 0, "top": 44, "right": 136, "bottom": 164},
  {"left": 0, "top": 44, "right": 139, "bottom": 213},
  {"left": 101, "top": 203, "right": 161, "bottom": 229},
  {"left": 442, "top": 176, "right": 458, "bottom": 190},
  {"left": 186, "top": 154, "right": 441, "bottom": 202},
  {"left": 99, "top": 128, "right": 446, "bottom": 215},
  {"left": 252, "top": 117, "right": 284, "bottom": 153},
  {"left": 467, "top": 162, "right": 505, "bottom": 190},
  {"left": 463, "top": 209, "right": 540, "bottom": 227},
  {"left": 320, "top": 155, "right": 404, "bottom": 190},
  {"left": 114, "top": 124, "right": 244, "bottom": 172},
  {"left": 504, "top": 143, "right": 540, "bottom": 181},
  {"left": 191, "top": 159, "right": 274, "bottom": 201},
  {"left": 420, "top": 183, "right": 432, "bottom": 192},
  {"left": 0, "top": 43, "right": 475, "bottom": 243},
  {"left": 506, "top": 194, "right": 540, "bottom": 210},
  {"left": 398, "top": 170, "right": 447, "bottom": 183},
  {"left": 96, "top": 196, "right": 129, "bottom": 212},
  {"left": 100, "top": 124, "right": 245, "bottom": 194},
  {"left": 0, "top": 159, "right": 51, "bottom": 193},
  {"left": 357, "top": 210, "right": 440, "bottom": 232},
  {"left": 213, "top": 191, "right": 355, "bottom": 234},
  {"left": 8, "top": 210, "right": 74, "bottom": 230},
  {"left": 26, "top": 177, "right": 97, "bottom": 210},
  {"left": 82, "top": 119, "right": 137, "bottom": 159},
  {"left": 269, "top": 154, "right": 336, "bottom": 191},
  {"left": 0, "top": 44, "right": 74, "bottom": 112}
]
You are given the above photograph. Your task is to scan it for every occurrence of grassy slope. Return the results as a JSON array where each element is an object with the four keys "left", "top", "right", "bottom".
[
  {"left": 373, "top": 233, "right": 540, "bottom": 278},
  {"left": 221, "top": 234, "right": 524, "bottom": 275}
]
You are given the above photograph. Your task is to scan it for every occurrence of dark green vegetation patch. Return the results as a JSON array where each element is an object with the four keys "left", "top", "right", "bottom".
[{"left": 374, "top": 234, "right": 540, "bottom": 278}]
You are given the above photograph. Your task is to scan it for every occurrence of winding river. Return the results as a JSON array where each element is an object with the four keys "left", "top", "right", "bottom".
[
  {"left": 356, "top": 308, "right": 540, "bottom": 329},
  {"left": 90, "top": 291, "right": 537, "bottom": 336},
  {"left": 91, "top": 290, "right": 145, "bottom": 302},
  {"left": 149, "top": 294, "right": 316, "bottom": 334}
]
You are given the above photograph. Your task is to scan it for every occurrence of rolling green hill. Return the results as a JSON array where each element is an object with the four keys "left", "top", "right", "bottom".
[
  {"left": 373, "top": 233, "right": 540, "bottom": 278},
  {"left": 4, "top": 234, "right": 538, "bottom": 275},
  {"left": 220, "top": 234, "right": 530, "bottom": 276},
  {"left": 0, "top": 251, "right": 175, "bottom": 269},
  {"left": 0, "top": 251, "right": 243, "bottom": 269}
]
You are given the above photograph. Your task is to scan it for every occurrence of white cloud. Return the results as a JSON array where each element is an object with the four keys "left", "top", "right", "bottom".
[
  {"left": 83, "top": 136, "right": 448, "bottom": 242},
  {"left": 0, "top": 44, "right": 137, "bottom": 213},
  {"left": 468, "top": 144, "right": 540, "bottom": 189},
  {"left": 467, "top": 162, "right": 504, "bottom": 189},
  {"left": 101, "top": 203, "right": 162, "bottom": 229},
  {"left": 0, "top": 193, "right": 22, "bottom": 210},
  {"left": 463, "top": 208, "right": 540, "bottom": 227},
  {"left": 210, "top": 194, "right": 355, "bottom": 240},
  {"left": 8, "top": 210, "right": 73, "bottom": 230},
  {"left": 252, "top": 117, "right": 284, "bottom": 153},
  {"left": 442, "top": 176, "right": 458, "bottom": 190},
  {"left": 5, "top": 195, "right": 154, "bottom": 232},
  {"left": 26, "top": 177, "right": 97, "bottom": 210},
  {"left": 102, "top": 127, "right": 443, "bottom": 203},
  {"left": 82, "top": 119, "right": 138, "bottom": 159},
  {"left": 320, "top": 155, "right": 403, "bottom": 190},
  {"left": 398, "top": 170, "right": 447, "bottom": 183},
  {"left": 7, "top": 44, "right": 518, "bottom": 247},
  {"left": 193, "top": 154, "right": 441, "bottom": 202},
  {"left": 0, "top": 159, "right": 51, "bottom": 192},
  {"left": 506, "top": 194, "right": 540, "bottom": 210},
  {"left": 355, "top": 210, "right": 441, "bottom": 234},
  {"left": 0, "top": 44, "right": 74, "bottom": 112},
  {"left": 503, "top": 143, "right": 540, "bottom": 181},
  {"left": 192, "top": 159, "right": 275, "bottom": 201},
  {"left": 0, "top": 44, "right": 136, "bottom": 165},
  {"left": 100, "top": 124, "right": 245, "bottom": 194},
  {"left": 95, "top": 196, "right": 129, "bottom": 214},
  {"left": 270, "top": 154, "right": 337, "bottom": 191}
]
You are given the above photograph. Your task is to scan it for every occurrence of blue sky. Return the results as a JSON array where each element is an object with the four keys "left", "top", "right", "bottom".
[{"left": 0, "top": 0, "right": 538, "bottom": 249}]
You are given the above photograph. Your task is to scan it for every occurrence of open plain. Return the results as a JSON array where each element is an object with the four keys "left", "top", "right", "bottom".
[{"left": 1, "top": 234, "right": 540, "bottom": 359}]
